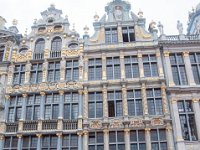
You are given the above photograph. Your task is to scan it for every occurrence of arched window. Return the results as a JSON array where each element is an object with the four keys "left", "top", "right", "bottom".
[
  {"left": 0, "top": 45, "right": 5, "bottom": 62},
  {"left": 51, "top": 37, "right": 62, "bottom": 51},
  {"left": 35, "top": 38, "right": 45, "bottom": 52}
]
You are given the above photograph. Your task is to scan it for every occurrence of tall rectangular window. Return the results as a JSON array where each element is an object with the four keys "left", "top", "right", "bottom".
[
  {"left": 105, "top": 27, "right": 118, "bottom": 43},
  {"left": 44, "top": 93, "right": 59, "bottom": 120},
  {"left": 26, "top": 95, "right": 41, "bottom": 120},
  {"left": 0, "top": 46, "right": 5, "bottom": 62},
  {"left": 4, "top": 136, "right": 18, "bottom": 149},
  {"left": 13, "top": 64, "right": 25, "bottom": 85},
  {"left": 89, "top": 132, "right": 104, "bottom": 150},
  {"left": 88, "top": 92, "right": 103, "bottom": 118},
  {"left": 108, "top": 91, "right": 123, "bottom": 117},
  {"left": 106, "top": 57, "right": 121, "bottom": 80},
  {"left": 125, "top": 56, "right": 139, "bottom": 78},
  {"left": 189, "top": 53, "right": 200, "bottom": 84},
  {"left": 48, "top": 61, "right": 60, "bottom": 82},
  {"left": 64, "top": 92, "right": 79, "bottom": 119},
  {"left": 143, "top": 54, "right": 158, "bottom": 77},
  {"left": 8, "top": 96, "right": 23, "bottom": 122},
  {"left": 122, "top": 26, "right": 135, "bottom": 42},
  {"left": 147, "top": 88, "right": 163, "bottom": 115},
  {"left": 178, "top": 100, "right": 197, "bottom": 141},
  {"left": 42, "top": 135, "right": 57, "bottom": 150},
  {"left": 109, "top": 131, "right": 125, "bottom": 150},
  {"left": 88, "top": 58, "right": 102, "bottom": 80},
  {"left": 30, "top": 63, "right": 43, "bottom": 84},
  {"left": 66, "top": 60, "right": 79, "bottom": 81},
  {"left": 22, "top": 136, "right": 37, "bottom": 150},
  {"left": 130, "top": 130, "right": 146, "bottom": 150},
  {"left": 127, "top": 89, "right": 143, "bottom": 116},
  {"left": 62, "top": 134, "right": 78, "bottom": 150},
  {"left": 170, "top": 53, "right": 188, "bottom": 85},
  {"left": 151, "top": 129, "right": 167, "bottom": 150}
]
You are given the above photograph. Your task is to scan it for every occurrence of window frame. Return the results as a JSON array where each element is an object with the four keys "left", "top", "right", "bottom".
[
  {"left": 106, "top": 57, "right": 121, "bottom": 80},
  {"left": 122, "top": 26, "right": 135, "bottom": 42},
  {"left": 105, "top": 27, "right": 118, "bottom": 44},
  {"left": 35, "top": 38, "right": 45, "bottom": 53},
  {"left": 88, "top": 132, "right": 104, "bottom": 150},
  {"left": 130, "top": 130, "right": 146, "bottom": 150},
  {"left": 109, "top": 131, "right": 125, "bottom": 150},
  {"left": 13, "top": 64, "right": 26, "bottom": 85},
  {"left": 47, "top": 61, "right": 60, "bottom": 82},
  {"left": 189, "top": 53, "right": 200, "bottom": 84},
  {"left": 66, "top": 60, "right": 79, "bottom": 81},
  {"left": 151, "top": 129, "right": 167, "bottom": 150},
  {"left": 88, "top": 58, "right": 102, "bottom": 81},
  {"left": 30, "top": 63, "right": 43, "bottom": 84},
  {"left": 51, "top": 36, "right": 62, "bottom": 51},
  {"left": 124, "top": 55, "right": 139, "bottom": 78}
]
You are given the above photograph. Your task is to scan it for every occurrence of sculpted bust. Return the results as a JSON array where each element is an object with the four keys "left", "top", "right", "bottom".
[{"left": 114, "top": 6, "right": 123, "bottom": 21}]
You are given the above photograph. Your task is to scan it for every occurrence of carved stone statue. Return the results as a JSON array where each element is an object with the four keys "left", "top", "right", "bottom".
[
  {"left": 114, "top": 6, "right": 123, "bottom": 21},
  {"left": 177, "top": 20, "right": 183, "bottom": 35},
  {"left": 157, "top": 21, "right": 164, "bottom": 35},
  {"left": 195, "top": 19, "right": 200, "bottom": 34}
]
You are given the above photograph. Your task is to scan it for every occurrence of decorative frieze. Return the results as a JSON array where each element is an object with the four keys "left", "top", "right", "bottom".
[
  {"left": 89, "top": 120, "right": 102, "bottom": 129},
  {"left": 109, "top": 119, "right": 123, "bottom": 129},
  {"left": 150, "top": 118, "right": 164, "bottom": 126},
  {"left": 12, "top": 49, "right": 32, "bottom": 62},
  {"left": 129, "top": 119, "right": 144, "bottom": 128}
]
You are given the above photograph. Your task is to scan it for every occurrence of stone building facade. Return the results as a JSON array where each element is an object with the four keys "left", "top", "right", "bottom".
[{"left": 0, "top": 0, "right": 199, "bottom": 150}]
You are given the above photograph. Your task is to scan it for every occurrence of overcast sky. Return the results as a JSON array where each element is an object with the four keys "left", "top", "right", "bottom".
[{"left": 0, "top": 0, "right": 199, "bottom": 36}]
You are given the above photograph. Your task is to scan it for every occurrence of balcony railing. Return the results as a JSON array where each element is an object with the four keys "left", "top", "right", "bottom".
[
  {"left": 33, "top": 52, "right": 44, "bottom": 60},
  {"left": 23, "top": 120, "right": 38, "bottom": 131},
  {"left": 50, "top": 50, "right": 61, "bottom": 58},
  {"left": 163, "top": 34, "right": 200, "bottom": 41},
  {"left": 6, "top": 123, "right": 18, "bottom": 132},
  {"left": 42, "top": 120, "right": 58, "bottom": 130},
  {"left": 63, "top": 120, "right": 78, "bottom": 130}
]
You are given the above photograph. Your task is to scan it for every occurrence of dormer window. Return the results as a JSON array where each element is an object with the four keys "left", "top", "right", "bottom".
[
  {"left": 51, "top": 37, "right": 62, "bottom": 51},
  {"left": 38, "top": 27, "right": 46, "bottom": 32},
  {"left": 54, "top": 25, "right": 62, "bottom": 31},
  {"left": 105, "top": 27, "right": 118, "bottom": 44},
  {"left": 19, "top": 47, "right": 28, "bottom": 54},
  {"left": 122, "top": 26, "right": 135, "bottom": 42},
  {"left": 48, "top": 18, "right": 54, "bottom": 23},
  {"left": 35, "top": 38, "right": 45, "bottom": 53},
  {"left": 0, "top": 45, "right": 5, "bottom": 62}
]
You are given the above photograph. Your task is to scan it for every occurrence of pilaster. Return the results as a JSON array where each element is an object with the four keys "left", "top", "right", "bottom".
[
  {"left": 78, "top": 90, "right": 83, "bottom": 118},
  {"left": 163, "top": 51, "right": 175, "bottom": 86},
  {"left": 122, "top": 84, "right": 128, "bottom": 119},
  {"left": 156, "top": 51, "right": 164, "bottom": 77},
  {"left": 102, "top": 53, "right": 107, "bottom": 80},
  {"left": 83, "top": 130, "right": 88, "bottom": 150},
  {"left": 60, "top": 58, "right": 66, "bottom": 81},
  {"left": 138, "top": 51, "right": 144, "bottom": 78},
  {"left": 56, "top": 133, "right": 62, "bottom": 150},
  {"left": 141, "top": 83, "right": 148, "bottom": 116},
  {"left": 145, "top": 128, "right": 151, "bottom": 150},
  {"left": 58, "top": 90, "right": 64, "bottom": 119},
  {"left": 124, "top": 128, "right": 130, "bottom": 150},
  {"left": 79, "top": 53, "right": 84, "bottom": 81},
  {"left": 166, "top": 123, "right": 175, "bottom": 150},
  {"left": 25, "top": 62, "right": 31, "bottom": 84},
  {"left": 161, "top": 83, "right": 169, "bottom": 116},
  {"left": 83, "top": 87, "right": 88, "bottom": 121},
  {"left": 21, "top": 93, "right": 28, "bottom": 120},
  {"left": 103, "top": 129, "right": 109, "bottom": 150},
  {"left": 183, "top": 51, "right": 195, "bottom": 86},
  {"left": 4, "top": 95, "right": 10, "bottom": 121},
  {"left": 39, "top": 92, "right": 46, "bottom": 120},
  {"left": 36, "top": 134, "right": 42, "bottom": 150},
  {"left": 117, "top": 25, "right": 123, "bottom": 43},
  {"left": 17, "top": 134, "right": 22, "bottom": 150},
  {"left": 192, "top": 98, "right": 200, "bottom": 140},
  {"left": 77, "top": 132, "right": 83, "bottom": 150},
  {"left": 7, "top": 64, "right": 14, "bottom": 85},
  {"left": 0, "top": 135, "right": 4, "bottom": 150},
  {"left": 120, "top": 51, "right": 125, "bottom": 79},
  {"left": 83, "top": 55, "right": 88, "bottom": 81},
  {"left": 102, "top": 84, "right": 108, "bottom": 121},
  {"left": 42, "top": 61, "right": 48, "bottom": 82}
]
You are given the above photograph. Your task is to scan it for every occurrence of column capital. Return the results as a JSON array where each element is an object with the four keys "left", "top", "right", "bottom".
[
  {"left": 83, "top": 130, "right": 88, "bottom": 135},
  {"left": 145, "top": 128, "right": 151, "bottom": 132},
  {"left": 171, "top": 99, "right": 177, "bottom": 104},
  {"left": 78, "top": 90, "right": 83, "bottom": 95},
  {"left": 192, "top": 98, "right": 199, "bottom": 103},
  {"left": 5, "top": 95, "right": 10, "bottom": 100},
  {"left": 182, "top": 51, "right": 189, "bottom": 57},
  {"left": 0, "top": 135, "right": 4, "bottom": 140},
  {"left": 56, "top": 133, "right": 62, "bottom": 137},
  {"left": 156, "top": 52, "right": 161, "bottom": 57},
  {"left": 137, "top": 53, "right": 142, "bottom": 58},
  {"left": 36, "top": 134, "right": 42, "bottom": 138},
  {"left": 124, "top": 128, "right": 130, "bottom": 133},
  {"left": 103, "top": 129, "right": 109, "bottom": 134},
  {"left": 83, "top": 89, "right": 88, "bottom": 95},
  {"left": 40, "top": 92, "right": 46, "bottom": 96},
  {"left": 176, "top": 136, "right": 184, "bottom": 142},
  {"left": 77, "top": 131, "right": 83, "bottom": 136},
  {"left": 22, "top": 93, "right": 28, "bottom": 98},
  {"left": 17, "top": 134, "right": 22, "bottom": 139},
  {"left": 163, "top": 51, "right": 170, "bottom": 57},
  {"left": 59, "top": 90, "right": 64, "bottom": 95}
]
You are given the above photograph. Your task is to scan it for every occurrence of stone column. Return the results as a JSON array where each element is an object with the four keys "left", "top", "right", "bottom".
[
  {"left": 83, "top": 131, "right": 88, "bottom": 150},
  {"left": 102, "top": 53, "right": 107, "bottom": 80},
  {"left": 83, "top": 55, "right": 88, "bottom": 82},
  {"left": 56, "top": 133, "right": 62, "bottom": 150},
  {"left": 117, "top": 25, "right": 123, "bottom": 43},
  {"left": 83, "top": 87, "right": 88, "bottom": 122},
  {"left": 0, "top": 135, "right": 4, "bottom": 150},
  {"left": 77, "top": 132, "right": 83, "bottom": 150},
  {"left": 7, "top": 65, "right": 14, "bottom": 85},
  {"left": 103, "top": 129, "right": 109, "bottom": 150},
  {"left": 171, "top": 99, "right": 186, "bottom": 149},
  {"left": 78, "top": 90, "right": 83, "bottom": 118},
  {"left": 183, "top": 51, "right": 195, "bottom": 86},
  {"left": 161, "top": 83, "right": 169, "bottom": 116},
  {"left": 124, "top": 128, "right": 130, "bottom": 150},
  {"left": 120, "top": 51, "right": 125, "bottom": 79},
  {"left": 60, "top": 58, "right": 66, "bottom": 81},
  {"left": 21, "top": 93, "right": 28, "bottom": 120},
  {"left": 39, "top": 92, "right": 46, "bottom": 120},
  {"left": 58, "top": 91, "right": 64, "bottom": 119},
  {"left": 17, "top": 134, "right": 22, "bottom": 150},
  {"left": 163, "top": 51, "right": 175, "bottom": 86},
  {"left": 145, "top": 128, "right": 151, "bottom": 150},
  {"left": 122, "top": 84, "right": 128, "bottom": 119},
  {"left": 42, "top": 61, "right": 48, "bottom": 82},
  {"left": 102, "top": 84, "right": 108, "bottom": 121},
  {"left": 4, "top": 95, "right": 10, "bottom": 121},
  {"left": 166, "top": 123, "right": 175, "bottom": 150},
  {"left": 24, "top": 62, "right": 31, "bottom": 84},
  {"left": 138, "top": 52, "right": 144, "bottom": 78},
  {"left": 192, "top": 98, "right": 200, "bottom": 140},
  {"left": 36, "top": 134, "right": 42, "bottom": 150},
  {"left": 141, "top": 83, "right": 148, "bottom": 116},
  {"left": 156, "top": 51, "right": 164, "bottom": 77},
  {"left": 79, "top": 53, "right": 84, "bottom": 81}
]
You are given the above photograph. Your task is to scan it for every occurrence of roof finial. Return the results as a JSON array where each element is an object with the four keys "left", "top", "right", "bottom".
[
  {"left": 94, "top": 12, "right": 99, "bottom": 22},
  {"left": 12, "top": 19, "right": 18, "bottom": 26},
  {"left": 24, "top": 28, "right": 28, "bottom": 37},
  {"left": 50, "top": 3, "right": 55, "bottom": 8},
  {"left": 72, "top": 23, "right": 75, "bottom": 31}
]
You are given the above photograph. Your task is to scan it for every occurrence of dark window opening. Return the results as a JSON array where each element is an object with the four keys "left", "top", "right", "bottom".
[{"left": 122, "top": 26, "right": 135, "bottom": 42}]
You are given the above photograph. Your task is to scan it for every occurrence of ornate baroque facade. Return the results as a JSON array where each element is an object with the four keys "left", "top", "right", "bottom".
[{"left": 0, "top": 0, "right": 200, "bottom": 150}]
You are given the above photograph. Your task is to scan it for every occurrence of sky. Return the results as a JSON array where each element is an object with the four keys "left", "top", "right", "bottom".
[{"left": 0, "top": 0, "right": 199, "bottom": 37}]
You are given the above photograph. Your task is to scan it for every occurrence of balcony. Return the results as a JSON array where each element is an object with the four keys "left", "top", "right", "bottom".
[
  {"left": 50, "top": 50, "right": 61, "bottom": 58},
  {"left": 63, "top": 119, "right": 78, "bottom": 130},
  {"left": 42, "top": 120, "right": 58, "bottom": 130},
  {"left": 33, "top": 52, "right": 44, "bottom": 60},
  {"left": 23, "top": 120, "right": 38, "bottom": 131},
  {"left": 6, "top": 123, "right": 18, "bottom": 133}
]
